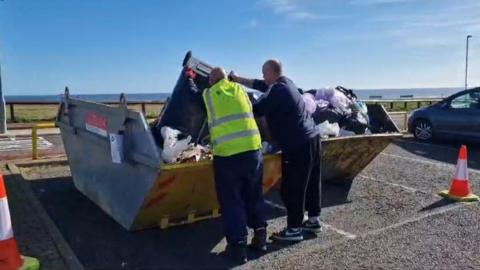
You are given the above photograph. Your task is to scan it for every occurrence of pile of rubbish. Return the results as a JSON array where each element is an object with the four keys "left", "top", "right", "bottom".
[
  {"left": 303, "top": 86, "right": 370, "bottom": 138},
  {"left": 160, "top": 126, "right": 212, "bottom": 164},
  {"left": 159, "top": 126, "right": 277, "bottom": 163},
  {"left": 158, "top": 86, "right": 369, "bottom": 163}
]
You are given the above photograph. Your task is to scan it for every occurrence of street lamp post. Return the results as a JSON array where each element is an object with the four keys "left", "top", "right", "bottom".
[{"left": 465, "top": 35, "right": 473, "bottom": 90}]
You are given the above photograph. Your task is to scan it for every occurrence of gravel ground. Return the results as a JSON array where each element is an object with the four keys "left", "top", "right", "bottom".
[
  {"left": 249, "top": 204, "right": 480, "bottom": 270},
  {"left": 4, "top": 138, "right": 480, "bottom": 269},
  {"left": 19, "top": 163, "right": 71, "bottom": 180},
  {"left": 1, "top": 164, "right": 69, "bottom": 270},
  {"left": 363, "top": 144, "right": 480, "bottom": 195}
]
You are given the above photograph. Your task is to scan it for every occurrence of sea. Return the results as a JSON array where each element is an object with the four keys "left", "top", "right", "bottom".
[{"left": 3, "top": 87, "right": 471, "bottom": 102}]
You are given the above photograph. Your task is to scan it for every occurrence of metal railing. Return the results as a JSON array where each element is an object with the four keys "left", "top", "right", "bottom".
[
  {"left": 362, "top": 98, "right": 442, "bottom": 111},
  {"left": 6, "top": 98, "right": 443, "bottom": 122},
  {"left": 6, "top": 100, "right": 166, "bottom": 122}
]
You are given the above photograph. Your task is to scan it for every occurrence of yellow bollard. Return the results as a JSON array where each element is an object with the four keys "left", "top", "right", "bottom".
[
  {"left": 31, "top": 123, "right": 56, "bottom": 160},
  {"left": 32, "top": 126, "right": 38, "bottom": 160}
]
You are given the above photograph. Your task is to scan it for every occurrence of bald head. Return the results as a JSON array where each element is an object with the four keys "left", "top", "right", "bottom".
[
  {"left": 209, "top": 67, "right": 227, "bottom": 86},
  {"left": 263, "top": 59, "right": 282, "bottom": 75},
  {"left": 262, "top": 59, "right": 282, "bottom": 85}
]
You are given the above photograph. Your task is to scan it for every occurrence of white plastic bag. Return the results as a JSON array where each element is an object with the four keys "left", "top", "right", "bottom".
[
  {"left": 160, "top": 126, "right": 191, "bottom": 163},
  {"left": 317, "top": 121, "right": 340, "bottom": 138}
]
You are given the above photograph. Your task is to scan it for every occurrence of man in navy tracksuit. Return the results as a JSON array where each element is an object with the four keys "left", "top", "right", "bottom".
[{"left": 230, "top": 59, "right": 322, "bottom": 242}]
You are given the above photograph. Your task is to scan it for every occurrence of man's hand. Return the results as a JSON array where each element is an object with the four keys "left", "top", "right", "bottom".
[
  {"left": 229, "top": 71, "right": 255, "bottom": 88},
  {"left": 185, "top": 68, "right": 196, "bottom": 79},
  {"left": 228, "top": 71, "right": 239, "bottom": 82}
]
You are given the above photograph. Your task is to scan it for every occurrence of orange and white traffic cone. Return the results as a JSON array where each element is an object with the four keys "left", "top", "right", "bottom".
[
  {"left": 0, "top": 171, "right": 40, "bottom": 270},
  {"left": 439, "top": 145, "right": 479, "bottom": 202}
]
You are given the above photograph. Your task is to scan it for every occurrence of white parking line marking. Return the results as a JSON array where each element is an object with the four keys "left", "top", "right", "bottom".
[
  {"left": 361, "top": 203, "right": 463, "bottom": 238},
  {"left": 358, "top": 175, "right": 420, "bottom": 193},
  {"left": 320, "top": 222, "right": 357, "bottom": 239},
  {"left": 0, "top": 137, "right": 53, "bottom": 152},
  {"left": 264, "top": 199, "right": 286, "bottom": 211}
]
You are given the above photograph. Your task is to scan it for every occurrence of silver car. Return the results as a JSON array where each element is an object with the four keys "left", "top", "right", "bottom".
[{"left": 408, "top": 87, "right": 480, "bottom": 142}]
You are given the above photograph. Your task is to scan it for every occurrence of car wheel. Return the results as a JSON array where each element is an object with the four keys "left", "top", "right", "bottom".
[{"left": 413, "top": 119, "right": 433, "bottom": 141}]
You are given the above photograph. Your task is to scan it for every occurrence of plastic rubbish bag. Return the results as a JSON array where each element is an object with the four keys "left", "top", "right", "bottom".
[
  {"left": 340, "top": 113, "right": 368, "bottom": 135},
  {"left": 161, "top": 126, "right": 192, "bottom": 163},
  {"left": 317, "top": 121, "right": 340, "bottom": 138},
  {"left": 357, "top": 101, "right": 369, "bottom": 123},
  {"left": 309, "top": 86, "right": 369, "bottom": 134},
  {"left": 339, "top": 129, "right": 356, "bottom": 137},
  {"left": 312, "top": 87, "right": 354, "bottom": 115},
  {"left": 303, "top": 93, "right": 317, "bottom": 115},
  {"left": 329, "top": 90, "right": 353, "bottom": 115},
  {"left": 312, "top": 106, "right": 344, "bottom": 124},
  {"left": 314, "top": 87, "right": 335, "bottom": 101}
]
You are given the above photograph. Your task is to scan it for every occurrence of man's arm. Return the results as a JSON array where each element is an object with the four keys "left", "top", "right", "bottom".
[{"left": 230, "top": 71, "right": 269, "bottom": 92}]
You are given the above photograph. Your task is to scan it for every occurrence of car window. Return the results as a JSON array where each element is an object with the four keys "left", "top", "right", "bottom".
[{"left": 450, "top": 92, "right": 480, "bottom": 109}]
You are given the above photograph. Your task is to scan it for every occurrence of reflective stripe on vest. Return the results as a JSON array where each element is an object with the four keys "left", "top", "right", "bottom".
[
  {"left": 211, "top": 129, "right": 260, "bottom": 147},
  {"left": 210, "top": 112, "right": 254, "bottom": 128}
]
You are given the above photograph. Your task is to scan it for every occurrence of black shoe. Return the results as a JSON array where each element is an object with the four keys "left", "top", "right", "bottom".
[
  {"left": 251, "top": 227, "right": 267, "bottom": 252},
  {"left": 302, "top": 219, "right": 322, "bottom": 233},
  {"left": 225, "top": 243, "right": 248, "bottom": 264},
  {"left": 270, "top": 228, "right": 303, "bottom": 242}
]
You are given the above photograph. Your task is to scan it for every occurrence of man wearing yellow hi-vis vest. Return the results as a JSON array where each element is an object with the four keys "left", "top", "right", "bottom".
[{"left": 186, "top": 67, "right": 267, "bottom": 264}]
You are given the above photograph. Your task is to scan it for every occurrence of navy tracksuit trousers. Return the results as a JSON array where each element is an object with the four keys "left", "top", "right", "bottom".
[
  {"left": 281, "top": 135, "right": 322, "bottom": 228},
  {"left": 213, "top": 149, "right": 267, "bottom": 244}
]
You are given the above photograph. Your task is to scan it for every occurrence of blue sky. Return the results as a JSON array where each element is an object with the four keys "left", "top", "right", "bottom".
[{"left": 0, "top": 0, "right": 479, "bottom": 95}]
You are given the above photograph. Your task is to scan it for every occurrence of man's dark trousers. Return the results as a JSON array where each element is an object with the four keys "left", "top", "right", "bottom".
[
  {"left": 281, "top": 135, "right": 322, "bottom": 228},
  {"left": 213, "top": 150, "right": 267, "bottom": 244}
]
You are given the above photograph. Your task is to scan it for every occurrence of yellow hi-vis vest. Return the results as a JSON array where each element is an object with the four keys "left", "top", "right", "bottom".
[{"left": 202, "top": 78, "right": 262, "bottom": 157}]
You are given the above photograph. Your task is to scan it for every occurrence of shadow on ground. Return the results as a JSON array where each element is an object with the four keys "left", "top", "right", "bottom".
[
  {"left": 29, "top": 177, "right": 353, "bottom": 269},
  {"left": 393, "top": 137, "right": 480, "bottom": 170}
]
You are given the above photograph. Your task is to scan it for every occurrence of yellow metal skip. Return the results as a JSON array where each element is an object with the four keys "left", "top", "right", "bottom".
[{"left": 132, "top": 154, "right": 282, "bottom": 230}]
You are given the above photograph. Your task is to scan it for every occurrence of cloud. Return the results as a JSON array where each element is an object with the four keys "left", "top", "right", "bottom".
[
  {"left": 263, "top": 0, "right": 297, "bottom": 14},
  {"left": 367, "top": 1, "right": 480, "bottom": 48},
  {"left": 258, "top": 0, "right": 322, "bottom": 21},
  {"left": 286, "top": 11, "right": 319, "bottom": 21},
  {"left": 350, "top": 0, "right": 418, "bottom": 5}
]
